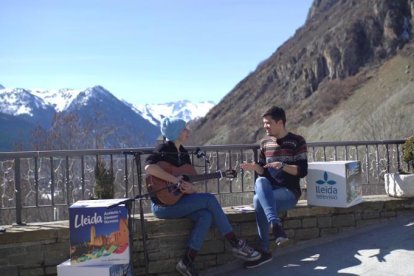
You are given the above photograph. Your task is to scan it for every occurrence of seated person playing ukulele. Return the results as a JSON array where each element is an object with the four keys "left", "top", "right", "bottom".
[{"left": 145, "top": 117, "right": 260, "bottom": 276}]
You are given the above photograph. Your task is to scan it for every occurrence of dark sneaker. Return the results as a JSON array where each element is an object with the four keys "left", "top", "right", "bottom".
[
  {"left": 244, "top": 251, "right": 273, "bottom": 269},
  {"left": 232, "top": 239, "right": 261, "bottom": 261},
  {"left": 272, "top": 222, "right": 288, "bottom": 246},
  {"left": 176, "top": 259, "right": 199, "bottom": 276}
]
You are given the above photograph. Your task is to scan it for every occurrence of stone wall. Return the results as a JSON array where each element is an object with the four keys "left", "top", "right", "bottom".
[
  {"left": 0, "top": 221, "right": 70, "bottom": 276},
  {"left": 1, "top": 195, "right": 414, "bottom": 275}
]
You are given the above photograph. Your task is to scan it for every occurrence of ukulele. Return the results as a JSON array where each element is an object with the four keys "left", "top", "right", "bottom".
[{"left": 145, "top": 161, "right": 237, "bottom": 205}]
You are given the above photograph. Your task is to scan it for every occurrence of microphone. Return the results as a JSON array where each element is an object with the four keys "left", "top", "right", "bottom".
[
  {"left": 195, "top": 147, "right": 205, "bottom": 158},
  {"left": 195, "top": 147, "right": 210, "bottom": 164}
]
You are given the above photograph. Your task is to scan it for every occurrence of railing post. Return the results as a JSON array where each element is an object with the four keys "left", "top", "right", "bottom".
[
  {"left": 134, "top": 152, "right": 149, "bottom": 275},
  {"left": 253, "top": 148, "right": 259, "bottom": 180},
  {"left": 50, "top": 157, "right": 55, "bottom": 207},
  {"left": 396, "top": 144, "right": 401, "bottom": 172},
  {"left": 14, "top": 158, "right": 23, "bottom": 225},
  {"left": 124, "top": 154, "right": 129, "bottom": 197},
  {"left": 81, "top": 156, "right": 85, "bottom": 199},
  {"left": 65, "top": 156, "right": 70, "bottom": 206},
  {"left": 34, "top": 156, "right": 39, "bottom": 207}
]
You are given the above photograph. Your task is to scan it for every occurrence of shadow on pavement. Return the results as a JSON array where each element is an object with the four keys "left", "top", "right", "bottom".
[{"left": 208, "top": 213, "right": 414, "bottom": 275}]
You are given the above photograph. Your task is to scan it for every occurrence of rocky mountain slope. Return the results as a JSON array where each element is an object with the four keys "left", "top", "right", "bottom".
[
  {"left": 189, "top": 0, "right": 414, "bottom": 145},
  {"left": 299, "top": 47, "right": 414, "bottom": 141}
]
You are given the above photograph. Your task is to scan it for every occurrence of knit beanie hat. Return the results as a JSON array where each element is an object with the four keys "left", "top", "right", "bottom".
[{"left": 160, "top": 117, "right": 187, "bottom": 141}]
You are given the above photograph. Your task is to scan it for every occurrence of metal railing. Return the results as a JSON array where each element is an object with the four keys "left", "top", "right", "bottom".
[{"left": 0, "top": 140, "right": 409, "bottom": 225}]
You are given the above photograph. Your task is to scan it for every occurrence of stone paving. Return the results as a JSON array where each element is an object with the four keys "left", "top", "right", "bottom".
[{"left": 207, "top": 212, "right": 414, "bottom": 276}]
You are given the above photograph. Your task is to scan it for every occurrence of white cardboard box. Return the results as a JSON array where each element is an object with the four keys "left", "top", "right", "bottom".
[
  {"left": 57, "top": 259, "right": 131, "bottom": 276},
  {"left": 306, "top": 161, "right": 363, "bottom": 208}
]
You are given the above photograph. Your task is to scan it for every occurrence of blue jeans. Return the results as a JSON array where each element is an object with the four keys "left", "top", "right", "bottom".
[
  {"left": 254, "top": 177, "right": 298, "bottom": 251},
  {"left": 152, "top": 193, "right": 233, "bottom": 251}
]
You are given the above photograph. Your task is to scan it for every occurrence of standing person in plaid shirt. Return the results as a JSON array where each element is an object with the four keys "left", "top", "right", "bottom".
[{"left": 240, "top": 106, "right": 308, "bottom": 268}]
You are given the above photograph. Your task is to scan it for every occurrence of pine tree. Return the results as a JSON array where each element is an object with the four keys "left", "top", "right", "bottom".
[{"left": 94, "top": 158, "right": 115, "bottom": 199}]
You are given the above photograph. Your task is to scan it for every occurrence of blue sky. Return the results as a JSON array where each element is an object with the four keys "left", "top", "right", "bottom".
[{"left": 0, "top": 0, "right": 312, "bottom": 105}]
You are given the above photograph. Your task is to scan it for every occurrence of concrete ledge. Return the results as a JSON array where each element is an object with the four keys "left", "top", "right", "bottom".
[{"left": 1, "top": 195, "right": 414, "bottom": 275}]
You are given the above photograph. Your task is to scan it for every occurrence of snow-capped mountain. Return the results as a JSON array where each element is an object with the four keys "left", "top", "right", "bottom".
[
  {"left": 31, "top": 88, "right": 84, "bottom": 112},
  {"left": 0, "top": 87, "right": 84, "bottom": 116},
  {"left": 0, "top": 85, "right": 215, "bottom": 151},
  {"left": 131, "top": 100, "right": 215, "bottom": 126},
  {"left": 0, "top": 86, "right": 213, "bottom": 123},
  {"left": 0, "top": 87, "right": 56, "bottom": 130},
  {"left": 0, "top": 88, "right": 49, "bottom": 116}
]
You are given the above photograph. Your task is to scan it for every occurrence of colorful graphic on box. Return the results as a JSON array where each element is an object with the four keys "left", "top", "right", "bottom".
[
  {"left": 315, "top": 171, "right": 338, "bottom": 200},
  {"left": 346, "top": 162, "right": 362, "bottom": 202},
  {"left": 69, "top": 204, "right": 129, "bottom": 264}
]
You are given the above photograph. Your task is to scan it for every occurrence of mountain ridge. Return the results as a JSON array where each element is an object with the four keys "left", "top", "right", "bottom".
[{"left": 188, "top": 0, "right": 414, "bottom": 145}]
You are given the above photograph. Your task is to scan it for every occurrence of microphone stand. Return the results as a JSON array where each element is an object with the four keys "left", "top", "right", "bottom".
[
  {"left": 110, "top": 151, "right": 190, "bottom": 276},
  {"left": 195, "top": 147, "right": 210, "bottom": 165},
  {"left": 108, "top": 151, "right": 150, "bottom": 276},
  {"left": 107, "top": 195, "right": 142, "bottom": 276},
  {"left": 196, "top": 148, "right": 211, "bottom": 187}
]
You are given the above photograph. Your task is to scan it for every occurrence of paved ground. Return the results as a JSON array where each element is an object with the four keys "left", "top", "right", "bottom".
[{"left": 207, "top": 213, "right": 414, "bottom": 276}]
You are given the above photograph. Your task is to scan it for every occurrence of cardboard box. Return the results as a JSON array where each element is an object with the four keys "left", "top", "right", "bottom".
[
  {"left": 306, "top": 161, "right": 363, "bottom": 207},
  {"left": 69, "top": 199, "right": 130, "bottom": 266},
  {"left": 57, "top": 259, "right": 131, "bottom": 276}
]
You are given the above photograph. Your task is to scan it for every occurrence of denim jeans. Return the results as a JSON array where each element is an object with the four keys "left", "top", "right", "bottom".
[
  {"left": 254, "top": 177, "right": 298, "bottom": 251},
  {"left": 152, "top": 193, "right": 233, "bottom": 251}
]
